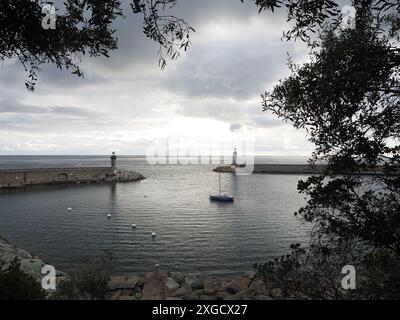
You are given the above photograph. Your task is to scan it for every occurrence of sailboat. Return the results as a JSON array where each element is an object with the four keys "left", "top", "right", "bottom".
[{"left": 209, "top": 168, "right": 234, "bottom": 202}]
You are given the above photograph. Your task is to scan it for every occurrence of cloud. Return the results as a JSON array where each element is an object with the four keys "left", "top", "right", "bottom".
[
  {"left": 230, "top": 123, "right": 242, "bottom": 132},
  {"left": 0, "top": 0, "right": 312, "bottom": 155}
]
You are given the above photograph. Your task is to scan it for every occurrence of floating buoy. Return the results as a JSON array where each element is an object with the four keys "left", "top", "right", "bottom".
[
  {"left": 131, "top": 224, "right": 137, "bottom": 229},
  {"left": 155, "top": 263, "right": 160, "bottom": 268},
  {"left": 144, "top": 195, "right": 147, "bottom": 198},
  {"left": 68, "top": 207, "right": 72, "bottom": 211},
  {"left": 151, "top": 232, "right": 157, "bottom": 237},
  {"left": 107, "top": 214, "right": 112, "bottom": 218}
]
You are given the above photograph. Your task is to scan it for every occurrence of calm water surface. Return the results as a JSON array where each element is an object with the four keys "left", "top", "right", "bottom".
[{"left": 0, "top": 156, "right": 310, "bottom": 276}]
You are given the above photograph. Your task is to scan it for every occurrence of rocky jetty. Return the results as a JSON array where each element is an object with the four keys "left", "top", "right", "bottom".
[
  {"left": 213, "top": 166, "right": 235, "bottom": 173},
  {"left": 106, "top": 271, "right": 281, "bottom": 300},
  {"left": 0, "top": 237, "right": 69, "bottom": 295},
  {"left": 116, "top": 170, "right": 146, "bottom": 183}
]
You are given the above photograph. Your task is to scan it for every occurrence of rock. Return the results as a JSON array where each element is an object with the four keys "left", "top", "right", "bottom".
[
  {"left": 200, "top": 295, "right": 217, "bottom": 300},
  {"left": 141, "top": 271, "right": 168, "bottom": 300},
  {"left": 121, "top": 289, "right": 133, "bottom": 296},
  {"left": 270, "top": 288, "right": 283, "bottom": 299},
  {"left": 107, "top": 276, "right": 138, "bottom": 290},
  {"left": 183, "top": 290, "right": 203, "bottom": 300},
  {"left": 224, "top": 288, "right": 256, "bottom": 300},
  {"left": 19, "top": 258, "right": 45, "bottom": 279},
  {"left": 169, "top": 287, "right": 188, "bottom": 298},
  {"left": 225, "top": 276, "right": 250, "bottom": 294},
  {"left": 203, "top": 279, "right": 216, "bottom": 295},
  {"left": 136, "top": 277, "right": 145, "bottom": 288},
  {"left": 110, "top": 291, "right": 122, "bottom": 300},
  {"left": 215, "top": 291, "right": 230, "bottom": 300},
  {"left": 248, "top": 279, "right": 269, "bottom": 295},
  {"left": 255, "top": 294, "right": 272, "bottom": 300},
  {"left": 190, "top": 278, "right": 204, "bottom": 291},
  {"left": 170, "top": 272, "right": 185, "bottom": 285},
  {"left": 119, "top": 295, "right": 137, "bottom": 300},
  {"left": 166, "top": 277, "right": 180, "bottom": 291}
]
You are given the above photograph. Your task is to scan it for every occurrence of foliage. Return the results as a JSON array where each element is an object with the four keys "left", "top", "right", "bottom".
[
  {"left": 257, "top": 244, "right": 400, "bottom": 299},
  {"left": 0, "top": 257, "right": 46, "bottom": 300},
  {"left": 56, "top": 250, "right": 114, "bottom": 300},
  {"left": 248, "top": 0, "right": 399, "bottom": 43},
  {"left": 0, "top": 0, "right": 193, "bottom": 90},
  {"left": 257, "top": 0, "right": 400, "bottom": 299}
]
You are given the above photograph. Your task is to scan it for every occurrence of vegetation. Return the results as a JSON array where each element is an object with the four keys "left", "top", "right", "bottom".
[
  {"left": 0, "top": 257, "right": 46, "bottom": 300},
  {"left": 56, "top": 250, "right": 114, "bottom": 300},
  {"left": 0, "top": 0, "right": 193, "bottom": 91},
  {"left": 256, "top": 0, "right": 400, "bottom": 299}
]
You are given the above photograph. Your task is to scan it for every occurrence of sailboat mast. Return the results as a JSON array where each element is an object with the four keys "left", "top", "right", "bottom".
[{"left": 219, "top": 171, "right": 221, "bottom": 194}]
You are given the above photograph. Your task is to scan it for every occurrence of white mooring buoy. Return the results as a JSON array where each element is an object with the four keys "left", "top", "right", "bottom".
[
  {"left": 107, "top": 214, "right": 112, "bottom": 219},
  {"left": 151, "top": 232, "right": 157, "bottom": 237},
  {"left": 68, "top": 207, "right": 72, "bottom": 211},
  {"left": 131, "top": 224, "right": 137, "bottom": 229}
]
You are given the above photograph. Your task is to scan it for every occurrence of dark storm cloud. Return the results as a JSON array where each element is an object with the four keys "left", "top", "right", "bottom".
[{"left": 160, "top": 40, "right": 294, "bottom": 100}]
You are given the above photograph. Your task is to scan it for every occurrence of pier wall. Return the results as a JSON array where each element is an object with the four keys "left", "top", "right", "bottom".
[
  {"left": 252, "top": 164, "right": 326, "bottom": 174},
  {"left": 0, "top": 167, "right": 114, "bottom": 189}
]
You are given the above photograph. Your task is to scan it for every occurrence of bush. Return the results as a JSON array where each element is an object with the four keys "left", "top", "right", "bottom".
[
  {"left": 56, "top": 250, "right": 114, "bottom": 300},
  {"left": 0, "top": 257, "right": 46, "bottom": 300}
]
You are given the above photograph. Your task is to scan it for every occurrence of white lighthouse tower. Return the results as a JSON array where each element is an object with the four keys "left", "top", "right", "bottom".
[
  {"left": 111, "top": 152, "right": 117, "bottom": 175},
  {"left": 232, "top": 148, "right": 238, "bottom": 166}
]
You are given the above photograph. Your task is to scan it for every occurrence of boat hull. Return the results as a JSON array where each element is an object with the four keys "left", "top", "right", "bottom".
[{"left": 209, "top": 195, "right": 234, "bottom": 202}]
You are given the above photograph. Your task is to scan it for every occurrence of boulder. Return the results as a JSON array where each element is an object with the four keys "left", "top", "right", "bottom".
[
  {"left": 248, "top": 279, "right": 269, "bottom": 295},
  {"left": 166, "top": 277, "right": 180, "bottom": 292},
  {"left": 107, "top": 275, "right": 138, "bottom": 290},
  {"left": 119, "top": 295, "right": 137, "bottom": 300},
  {"left": 215, "top": 291, "right": 230, "bottom": 300},
  {"left": 169, "top": 287, "right": 188, "bottom": 298},
  {"left": 183, "top": 289, "right": 203, "bottom": 300},
  {"left": 203, "top": 279, "right": 216, "bottom": 295},
  {"left": 224, "top": 288, "right": 257, "bottom": 300},
  {"left": 141, "top": 271, "right": 168, "bottom": 300},
  {"left": 189, "top": 278, "right": 204, "bottom": 291},
  {"left": 270, "top": 288, "right": 283, "bottom": 299},
  {"left": 255, "top": 294, "right": 273, "bottom": 300},
  {"left": 110, "top": 290, "right": 122, "bottom": 300},
  {"left": 225, "top": 276, "right": 250, "bottom": 294},
  {"left": 200, "top": 295, "right": 217, "bottom": 300},
  {"left": 170, "top": 272, "right": 185, "bottom": 285}
]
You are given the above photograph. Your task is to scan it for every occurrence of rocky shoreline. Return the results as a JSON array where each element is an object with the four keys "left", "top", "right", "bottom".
[
  {"left": 213, "top": 166, "right": 236, "bottom": 173},
  {"left": 116, "top": 170, "right": 146, "bottom": 183},
  {"left": 105, "top": 271, "right": 280, "bottom": 300},
  {"left": 0, "top": 237, "right": 69, "bottom": 296},
  {"left": 0, "top": 236, "right": 282, "bottom": 300}
]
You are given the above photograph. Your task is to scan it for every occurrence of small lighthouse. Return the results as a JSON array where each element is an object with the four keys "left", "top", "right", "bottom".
[
  {"left": 111, "top": 152, "right": 117, "bottom": 175},
  {"left": 232, "top": 148, "right": 238, "bottom": 166}
]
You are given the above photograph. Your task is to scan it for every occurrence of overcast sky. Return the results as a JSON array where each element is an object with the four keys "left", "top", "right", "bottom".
[{"left": 0, "top": 0, "right": 315, "bottom": 156}]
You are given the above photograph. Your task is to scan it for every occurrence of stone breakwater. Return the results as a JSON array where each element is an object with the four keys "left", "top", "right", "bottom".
[
  {"left": 0, "top": 167, "right": 145, "bottom": 189},
  {"left": 106, "top": 272, "right": 282, "bottom": 300},
  {"left": 214, "top": 164, "right": 385, "bottom": 175},
  {"left": 0, "top": 237, "right": 69, "bottom": 294}
]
